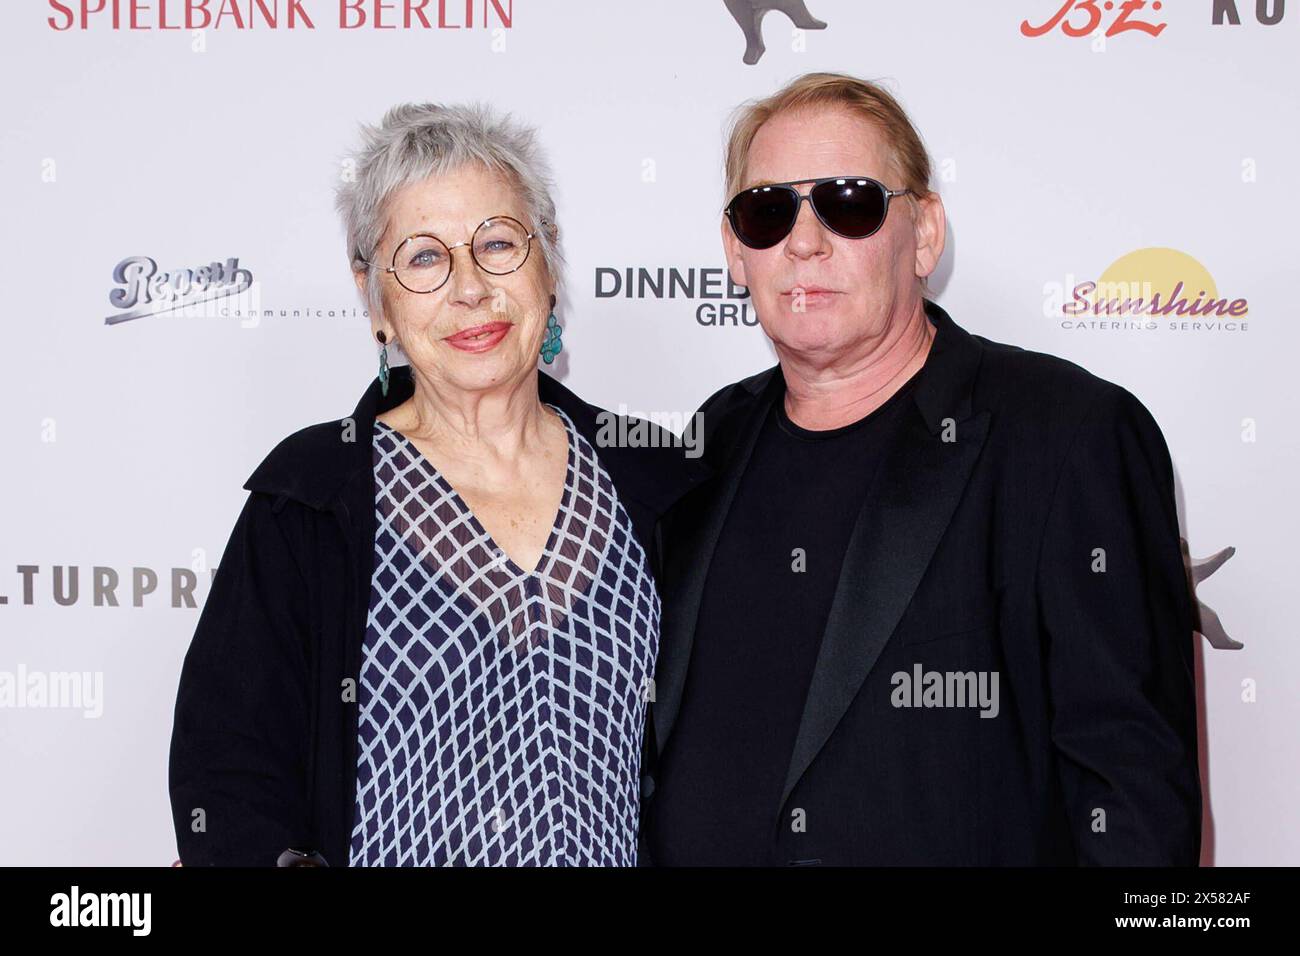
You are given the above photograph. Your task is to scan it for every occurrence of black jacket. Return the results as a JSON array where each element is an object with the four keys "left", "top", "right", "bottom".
[
  {"left": 167, "top": 365, "right": 707, "bottom": 866},
  {"left": 644, "top": 299, "right": 1202, "bottom": 865}
]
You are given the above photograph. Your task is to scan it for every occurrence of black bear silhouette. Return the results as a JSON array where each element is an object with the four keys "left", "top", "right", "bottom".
[{"left": 724, "top": 0, "right": 829, "bottom": 65}]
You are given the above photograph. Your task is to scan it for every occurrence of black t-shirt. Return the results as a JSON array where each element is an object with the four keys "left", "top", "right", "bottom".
[{"left": 649, "top": 369, "right": 921, "bottom": 866}]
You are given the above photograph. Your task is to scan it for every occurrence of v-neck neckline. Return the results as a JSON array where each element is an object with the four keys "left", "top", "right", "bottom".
[{"left": 375, "top": 403, "right": 576, "bottom": 579}]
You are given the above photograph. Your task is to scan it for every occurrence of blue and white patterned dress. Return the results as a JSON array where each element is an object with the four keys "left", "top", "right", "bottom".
[{"left": 348, "top": 404, "right": 659, "bottom": 866}]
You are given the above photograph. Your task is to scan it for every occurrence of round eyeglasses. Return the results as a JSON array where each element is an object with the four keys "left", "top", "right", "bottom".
[{"left": 374, "top": 215, "right": 543, "bottom": 294}]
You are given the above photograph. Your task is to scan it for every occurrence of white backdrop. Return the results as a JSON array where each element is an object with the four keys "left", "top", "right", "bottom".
[{"left": 1, "top": 0, "right": 1296, "bottom": 865}]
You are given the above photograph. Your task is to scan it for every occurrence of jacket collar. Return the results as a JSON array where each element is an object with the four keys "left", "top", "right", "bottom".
[
  {"left": 244, "top": 365, "right": 711, "bottom": 515},
  {"left": 242, "top": 366, "right": 412, "bottom": 511},
  {"left": 911, "top": 298, "right": 981, "bottom": 433}
]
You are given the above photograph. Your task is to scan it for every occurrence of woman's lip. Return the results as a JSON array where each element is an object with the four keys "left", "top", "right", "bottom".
[{"left": 444, "top": 321, "right": 512, "bottom": 352}]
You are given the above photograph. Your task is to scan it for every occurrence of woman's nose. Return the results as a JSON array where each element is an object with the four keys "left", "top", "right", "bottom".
[{"left": 444, "top": 244, "right": 492, "bottom": 306}]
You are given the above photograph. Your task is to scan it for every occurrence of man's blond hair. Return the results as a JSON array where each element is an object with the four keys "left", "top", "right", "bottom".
[{"left": 722, "top": 72, "right": 933, "bottom": 205}]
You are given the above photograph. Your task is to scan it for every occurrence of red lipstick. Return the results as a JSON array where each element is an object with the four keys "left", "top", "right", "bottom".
[{"left": 444, "top": 321, "right": 512, "bottom": 353}]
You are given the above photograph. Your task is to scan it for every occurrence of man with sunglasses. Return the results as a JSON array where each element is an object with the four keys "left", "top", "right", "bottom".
[{"left": 642, "top": 73, "right": 1201, "bottom": 866}]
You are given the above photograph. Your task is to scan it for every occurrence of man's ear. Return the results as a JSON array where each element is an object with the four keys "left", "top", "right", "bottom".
[
  {"left": 912, "top": 192, "right": 947, "bottom": 282},
  {"left": 720, "top": 215, "right": 748, "bottom": 289}
]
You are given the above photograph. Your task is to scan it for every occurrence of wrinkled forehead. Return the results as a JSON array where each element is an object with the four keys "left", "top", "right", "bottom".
[
  {"left": 381, "top": 164, "right": 528, "bottom": 247},
  {"left": 740, "top": 106, "right": 897, "bottom": 193}
]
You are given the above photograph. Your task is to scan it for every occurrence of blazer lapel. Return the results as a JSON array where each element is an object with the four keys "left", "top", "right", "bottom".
[
  {"left": 778, "top": 300, "right": 990, "bottom": 810},
  {"left": 652, "top": 369, "right": 782, "bottom": 758}
]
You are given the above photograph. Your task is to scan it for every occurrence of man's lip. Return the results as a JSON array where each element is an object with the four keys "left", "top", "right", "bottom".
[
  {"left": 782, "top": 286, "right": 839, "bottom": 295},
  {"left": 444, "top": 321, "right": 512, "bottom": 341}
]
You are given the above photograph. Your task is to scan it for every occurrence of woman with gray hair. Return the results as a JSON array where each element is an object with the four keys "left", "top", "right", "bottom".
[{"left": 167, "top": 102, "right": 704, "bottom": 866}]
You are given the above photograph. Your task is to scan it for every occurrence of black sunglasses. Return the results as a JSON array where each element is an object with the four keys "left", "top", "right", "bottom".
[{"left": 724, "top": 176, "right": 913, "bottom": 250}]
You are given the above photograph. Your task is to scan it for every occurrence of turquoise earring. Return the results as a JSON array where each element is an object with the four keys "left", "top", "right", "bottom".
[
  {"left": 540, "top": 312, "right": 563, "bottom": 364},
  {"left": 376, "top": 330, "right": 390, "bottom": 396}
]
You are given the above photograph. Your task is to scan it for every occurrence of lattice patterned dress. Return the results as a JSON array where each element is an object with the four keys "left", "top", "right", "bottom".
[{"left": 348, "top": 404, "right": 659, "bottom": 866}]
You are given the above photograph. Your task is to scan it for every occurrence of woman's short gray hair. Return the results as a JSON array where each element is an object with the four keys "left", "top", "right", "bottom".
[{"left": 335, "top": 102, "right": 564, "bottom": 324}]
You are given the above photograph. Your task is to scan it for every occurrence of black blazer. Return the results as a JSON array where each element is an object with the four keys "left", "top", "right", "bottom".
[
  {"left": 168, "top": 365, "right": 706, "bottom": 866},
  {"left": 644, "top": 300, "right": 1202, "bottom": 866}
]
